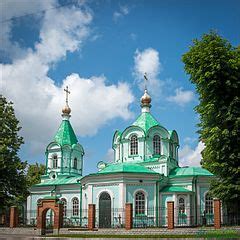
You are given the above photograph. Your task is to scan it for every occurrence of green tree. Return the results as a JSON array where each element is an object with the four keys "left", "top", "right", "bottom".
[
  {"left": 0, "top": 95, "right": 28, "bottom": 209},
  {"left": 182, "top": 32, "right": 240, "bottom": 205},
  {"left": 26, "top": 163, "right": 46, "bottom": 187}
]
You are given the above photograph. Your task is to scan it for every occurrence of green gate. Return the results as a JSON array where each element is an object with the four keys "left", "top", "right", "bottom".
[{"left": 99, "top": 192, "right": 111, "bottom": 228}]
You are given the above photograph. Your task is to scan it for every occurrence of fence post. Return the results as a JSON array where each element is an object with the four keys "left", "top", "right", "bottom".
[
  {"left": 167, "top": 201, "right": 174, "bottom": 229},
  {"left": 214, "top": 199, "right": 221, "bottom": 229},
  {"left": 125, "top": 203, "right": 133, "bottom": 230},
  {"left": 88, "top": 204, "right": 96, "bottom": 230},
  {"left": 9, "top": 206, "right": 18, "bottom": 228}
]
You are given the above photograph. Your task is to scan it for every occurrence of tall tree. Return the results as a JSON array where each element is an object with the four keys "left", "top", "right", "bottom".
[
  {"left": 182, "top": 32, "right": 240, "bottom": 204},
  {"left": 26, "top": 163, "right": 46, "bottom": 187},
  {"left": 0, "top": 95, "right": 28, "bottom": 209}
]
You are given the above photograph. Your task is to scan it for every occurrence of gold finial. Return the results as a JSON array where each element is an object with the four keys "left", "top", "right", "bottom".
[
  {"left": 62, "top": 86, "right": 71, "bottom": 116},
  {"left": 141, "top": 73, "right": 151, "bottom": 111}
]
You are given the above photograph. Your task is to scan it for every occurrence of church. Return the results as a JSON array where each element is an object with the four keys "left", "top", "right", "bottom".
[{"left": 27, "top": 85, "right": 214, "bottom": 228}]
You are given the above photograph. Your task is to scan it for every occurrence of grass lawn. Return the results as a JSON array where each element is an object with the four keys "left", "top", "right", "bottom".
[{"left": 50, "top": 229, "right": 240, "bottom": 238}]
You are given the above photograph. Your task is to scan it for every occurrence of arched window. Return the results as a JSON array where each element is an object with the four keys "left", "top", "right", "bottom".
[
  {"left": 205, "top": 193, "right": 213, "bottom": 214},
  {"left": 73, "top": 158, "right": 78, "bottom": 169},
  {"left": 178, "top": 198, "right": 185, "bottom": 213},
  {"left": 135, "top": 191, "right": 145, "bottom": 215},
  {"left": 61, "top": 198, "right": 67, "bottom": 217},
  {"left": 169, "top": 143, "right": 173, "bottom": 157},
  {"left": 52, "top": 155, "right": 58, "bottom": 168},
  {"left": 153, "top": 135, "right": 161, "bottom": 155},
  {"left": 130, "top": 135, "right": 138, "bottom": 155},
  {"left": 72, "top": 197, "right": 79, "bottom": 216}
]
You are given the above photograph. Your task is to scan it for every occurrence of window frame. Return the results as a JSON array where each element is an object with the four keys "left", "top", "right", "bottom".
[
  {"left": 178, "top": 197, "right": 185, "bottom": 213},
  {"left": 153, "top": 135, "right": 161, "bottom": 155},
  {"left": 135, "top": 191, "right": 146, "bottom": 216},
  {"left": 130, "top": 134, "right": 138, "bottom": 156},
  {"left": 52, "top": 154, "right": 58, "bottom": 169},
  {"left": 61, "top": 198, "right": 67, "bottom": 217},
  {"left": 73, "top": 157, "right": 78, "bottom": 169},
  {"left": 72, "top": 197, "right": 79, "bottom": 216},
  {"left": 205, "top": 193, "right": 213, "bottom": 214}
]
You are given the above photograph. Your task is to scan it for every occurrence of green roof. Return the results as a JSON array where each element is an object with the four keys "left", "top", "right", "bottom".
[
  {"left": 132, "top": 112, "right": 161, "bottom": 133},
  {"left": 54, "top": 120, "right": 78, "bottom": 146},
  {"left": 169, "top": 167, "right": 214, "bottom": 178},
  {"left": 34, "top": 176, "right": 81, "bottom": 187},
  {"left": 161, "top": 186, "right": 192, "bottom": 193},
  {"left": 97, "top": 163, "right": 159, "bottom": 175}
]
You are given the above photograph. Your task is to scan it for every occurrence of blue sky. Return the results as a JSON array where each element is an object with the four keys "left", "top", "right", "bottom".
[{"left": 1, "top": 0, "right": 239, "bottom": 175}]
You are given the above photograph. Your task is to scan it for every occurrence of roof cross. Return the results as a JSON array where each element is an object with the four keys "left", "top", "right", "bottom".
[
  {"left": 64, "top": 86, "right": 70, "bottom": 104},
  {"left": 144, "top": 72, "right": 148, "bottom": 90}
]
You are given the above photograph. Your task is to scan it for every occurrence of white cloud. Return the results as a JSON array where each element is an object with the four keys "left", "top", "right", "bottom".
[
  {"left": 105, "top": 148, "right": 114, "bottom": 163},
  {"left": 179, "top": 141, "right": 205, "bottom": 167},
  {"left": 133, "top": 48, "right": 163, "bottom": 96},
  {"left": 1, "top": 1, "right": 134, "bottom": 157},
  {"left": 167, "top": 87, "right": 194, "bottom": 106},
  {"left": 0, "top": 0, "right": 55, "bottom": 60},
  {"left": 113, "top": 5, "right": 129, "bottom": 21}
]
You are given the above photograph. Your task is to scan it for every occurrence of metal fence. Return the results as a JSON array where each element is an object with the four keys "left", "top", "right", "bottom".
[
  {"left": 95, "top": 208, "right": 125, "bottom": 228},
  {"left": 1, "top": 206, "right": 240, "bottom": 229}
]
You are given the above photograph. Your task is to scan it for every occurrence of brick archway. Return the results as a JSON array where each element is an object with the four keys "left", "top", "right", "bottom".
[{"left": 37, "top": 197, "right": 63, "bottom": 235}]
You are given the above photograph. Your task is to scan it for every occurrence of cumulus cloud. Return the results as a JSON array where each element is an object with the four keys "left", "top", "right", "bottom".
[
  {"left": 113, "top": 5, "right": 130, "bottom": 21},
  {"left": 1, "top": 1, "right": 134, "bottom": 157},
  {"left": 133, "top": 48, "right": 164, "bottom": 96},
  {"left": 0, "top": 0, "right": 55, "bottom": 61},
  {"left": 167, "top": 87, "right": 194, "bottom": 106},
  {"left": 179, "top": 141, "right": 205, "bottom": 167},
  {"left": 105, "top": 148, "right": 114, "bottom": 163}
]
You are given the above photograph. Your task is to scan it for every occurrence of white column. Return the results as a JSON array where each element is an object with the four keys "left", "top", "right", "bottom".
[
  {"left": 187, "top": 194, "right": 191, "bottom": 226},
  {"left": 88, "top": 185, "right": 93, "bottom": 204},
  {"left": 27, "top": 195, "right": 31, "bottom": 224}
]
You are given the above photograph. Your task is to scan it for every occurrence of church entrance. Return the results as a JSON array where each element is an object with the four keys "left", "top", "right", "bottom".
[
  {"left": 99, "top": 192, "right": 111, "bottom": 228},
  {"left": 45, "top": 209, "right": 54, "bottom": 234},
  {"left": 37, "top": 198, "right": 63, "bottom": 235}
]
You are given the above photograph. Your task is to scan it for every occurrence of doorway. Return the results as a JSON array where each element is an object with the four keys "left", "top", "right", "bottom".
[{"left": 99, "top": 192, "right": 111, "bottom": 228}]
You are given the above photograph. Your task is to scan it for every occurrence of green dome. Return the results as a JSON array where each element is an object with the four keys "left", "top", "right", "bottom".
[
  {"left": 54, "top": 120, "right": 78, "bottom": 146},
  {"left": 132, "top": 112, "right": 161, "bottom": 133}
]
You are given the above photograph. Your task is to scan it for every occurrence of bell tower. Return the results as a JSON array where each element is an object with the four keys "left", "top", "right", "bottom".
[{"left": 45, "top": 86, "right": 84, "bottom": 179}]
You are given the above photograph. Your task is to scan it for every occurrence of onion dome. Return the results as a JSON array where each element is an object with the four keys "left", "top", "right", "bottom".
[
  {"left": 141, "top": 89, "right": 151, "bottom": 107},
  {"left": 62, "top": 104, "right": 71, "bottom": 115}
]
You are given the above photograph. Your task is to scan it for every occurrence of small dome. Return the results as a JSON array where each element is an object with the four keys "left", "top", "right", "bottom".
[
  {"left": 62, "top": 104, "right": 71, "bottom": 115},
  {"left": 141, "top": 89, "right": 151, "bottom": 106}
]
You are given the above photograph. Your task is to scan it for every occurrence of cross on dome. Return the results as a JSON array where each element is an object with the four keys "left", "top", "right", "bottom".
[
  {"left": 64, "top": 86, "right": 70, "bottom": 104},
  {"left": 62, "top": 86, "right": 71, "bottom": 117},
  {"left": 141, "top": 73, "right": 151, "bottom": 113}
]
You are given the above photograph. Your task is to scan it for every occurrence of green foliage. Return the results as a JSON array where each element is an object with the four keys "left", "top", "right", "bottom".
[
  {"left": 0, "top": 95, "right": 28, "bottom": 209},
  {"left": 26, "top": 163, "right": 46, "bottom": 187},
  {"left": 182, "top": 32, "right": 240, "bottom": 203}
]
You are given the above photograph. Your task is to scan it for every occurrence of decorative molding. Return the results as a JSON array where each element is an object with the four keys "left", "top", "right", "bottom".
[{"left": 93, "top": 183, "right": 119, "bottom": 187}]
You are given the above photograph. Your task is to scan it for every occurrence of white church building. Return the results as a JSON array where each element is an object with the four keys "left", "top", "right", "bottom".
[{"left": 27, "top": 86, "right": 214, "bottom": 228}]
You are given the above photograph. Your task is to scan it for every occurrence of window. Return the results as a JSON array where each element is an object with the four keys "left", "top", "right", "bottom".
[
  {"left": 153, "top": 135, "right": 161, "bottom": 155},
  {"left": 178, "top": 198, "right": 185, "bottom": 213},
  {"left": 72, "top": 197, "right": 79, "bottom": 216},
  {"left": 73, "top": 158, "right": 78, "bottom": 169},
  {"left": 135, "top": 191, "right": 145, "bottom": 215},
  {"left": 205, "top": 193, "right": 213, "bottom": 214},
  {"left": 52, "top": 155, "right": 58, "bottom": 168},
  {"left": 169, "top": 143, "right": 173, "bottom": 157},
  {"left": 61, "top": 198, "right": 67, "bottom": 217},
  {"left": 130, "top": 135, "right": 138, "bottom": 155}
]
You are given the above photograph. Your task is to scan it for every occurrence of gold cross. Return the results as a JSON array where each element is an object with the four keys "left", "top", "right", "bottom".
[
  {"left": 64, "top": 86, "right": 70, "bottom": 104},
  {"left": 144, "top": 72, "right": 148, "bottom": 90}
]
